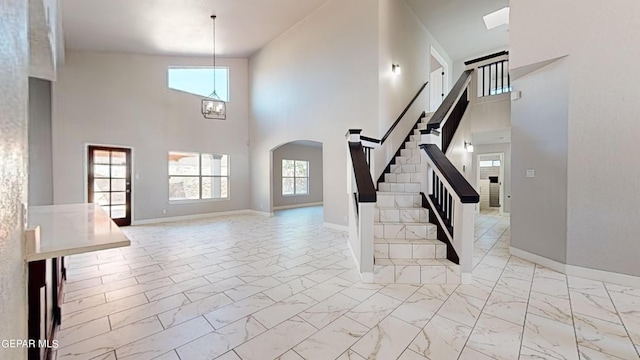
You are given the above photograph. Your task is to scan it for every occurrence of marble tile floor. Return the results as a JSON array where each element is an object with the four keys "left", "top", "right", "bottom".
[{"left": 54, "top": 207, "right": 640, "bottom": 360}]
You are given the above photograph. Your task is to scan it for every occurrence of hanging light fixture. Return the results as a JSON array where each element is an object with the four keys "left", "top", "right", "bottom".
[{"left": 202, "top": 15, "right": 226, "bottom": 120}]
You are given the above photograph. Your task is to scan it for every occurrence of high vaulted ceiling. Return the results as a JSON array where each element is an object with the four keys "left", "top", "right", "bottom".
[
  {"left": 404, "top": 0, "right": 509, "bottom": 62},
  {"left": 61, "top": 0, "right": 508, "bottom": 61},
  {"left": 61, "top": 0, "right": 329, "bottom": 57}
]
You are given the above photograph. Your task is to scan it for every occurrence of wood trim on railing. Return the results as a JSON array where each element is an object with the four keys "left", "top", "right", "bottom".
[
  {"left": 464, "top": 50, "right": 509, "bottom": 66},
  {"left": 421, "top": 144, "right": 479, "bottom": 203},
  {"left": 360, "top": 135, "right": 380, "bottom": 144},
  {"left": 427, "top": 70, "right": 473, "bottom": 131},
  {"left": 420, "top": 192, "right": 459, "bottom": 265},
  {"left": 348, "top": 142, "right": 377, "bottom": 203},
  {"left": 377, "top": 81, "right": 428, "bottom": 145},
  {"left": 441, "top": 89, "right": 469, "bottom": 153}
]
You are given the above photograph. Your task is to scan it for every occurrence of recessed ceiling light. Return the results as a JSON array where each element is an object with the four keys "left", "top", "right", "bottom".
[{"left": 483, "top": 7, "right": 510, "bottom": 30}]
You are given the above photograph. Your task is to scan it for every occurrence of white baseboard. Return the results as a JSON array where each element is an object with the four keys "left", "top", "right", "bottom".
[
  {"left": 361, "top": 272, "right": 374, "bottom": 284},
  {"left": 273, "top": 202, "right": 323, "bottom": 211},
  {"left": 133, "top": 209, "right": 272, "bottom": 225},
  {"left": 510, "top": 246, "right": 640, "bottom": 288},
  {"left": 461, "top": 273, "right": 473, "bottom": 284},
  {"left": 323, "top": 222, "right": 349, "bottom": 232},
  {"left": 245, "top": 210, "right": 275, "bottom": 217},
  {"left": 346, "top": 237, "right": 373, "bottom": 283}
]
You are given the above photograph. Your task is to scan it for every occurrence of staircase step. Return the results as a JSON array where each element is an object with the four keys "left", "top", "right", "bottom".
[
  {"left": 374, "top": 238, "right": 446, "bottom": 260},
  {"left": 405, "top": 141, "right": 418, "bottom": 149},
  {"left": 373, "top": 258, "right": 461, "bottom": 284},
  {"left": 374, "top": 208, "right": 428, "bottom": 223},
  {"left": 389, "top": 164, "right": 418, "bottom": 174},
  {"left": 400, "top": 148, "right": 421, "bottom": 158},
  {"left": 378, "top": 182, "right": 421, "bottom": 193},
  {"left": 376, "top": 193, "right": 422, "bottom": 208},
  {"left": 374, "top": 222, "right": 437, "bottom": 240},
  {"left": 394, "top": 156, "right": 407, "bottom": 165},
  {"left": 384, "top": 172, "right": 422, "bottom": 183}
]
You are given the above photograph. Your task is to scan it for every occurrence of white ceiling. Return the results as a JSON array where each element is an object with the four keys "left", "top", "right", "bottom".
[
  {"left": 404, "top": 0, "right": 509, "bottom": 62},
  {"left": 61, "top": 0, "right": 329, "bottom": 57},
  {"left": 61, "top": 0, "right": 508, "bottom": 62}
]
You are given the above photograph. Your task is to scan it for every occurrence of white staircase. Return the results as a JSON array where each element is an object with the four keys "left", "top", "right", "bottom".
[{"left": 372, "top": 115, "right": 461, "bottom": 284}]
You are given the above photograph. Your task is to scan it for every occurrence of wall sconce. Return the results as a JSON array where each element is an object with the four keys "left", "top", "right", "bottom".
[
  {"left": 392, "top": 64, "right": 401, "bottom": 75},
  {"left": 465, "top": 141, "right": 474, "bottom": 153}
]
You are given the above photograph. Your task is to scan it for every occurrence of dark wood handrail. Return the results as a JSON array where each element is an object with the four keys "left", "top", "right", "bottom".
[
  {"left": 421, "top": 144, "right": 479, "bottom": 203},
  {"left": 348, "top": 142, "right": 377, "bottom": 203},
  {"left": 347, "top": 82, "right": 428, "bottom": 146},
  {"left": 427, "top": 70, "right": 473, "bottom": 132},
  {"left": 464, "top": 50, "right": 509, "bottom": 66},
  {"left": 379, "top": 81, "right": 428, "bottom": 145}
]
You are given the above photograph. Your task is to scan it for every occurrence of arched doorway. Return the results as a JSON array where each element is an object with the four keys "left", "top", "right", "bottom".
[{"left": 270, "top": 140, "right": 324, "bottom": 211}]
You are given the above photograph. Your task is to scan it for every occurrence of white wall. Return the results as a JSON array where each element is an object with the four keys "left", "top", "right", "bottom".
[
  {"left": 0, "top": 0, "right": 29, "bottom": 357},
  {"left": 53, "top": 51, "right": 250, "bottom": 221},
  {"left": 272, "top": 143, "right": 323, "bottom": 208},
  {"left": 249, "top": 0, "right": 379, "bottom": 226},
  {"left": 375, "top": 0, "right": 452, "bottom": 180},
  {"left": 511, "top": 0, "right": 640, "bottom": 276}
]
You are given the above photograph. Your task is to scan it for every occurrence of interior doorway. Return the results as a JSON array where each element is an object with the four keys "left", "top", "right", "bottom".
[
  {"left": 270, "top": 140, "right": 324, "bottom": 212},
  {"left": 477, "top": 153, "right": 504, "bottom": 215},
  {"left": 87, "top": 145, "right": 132, "bottom": 226},
  {"left": 430, "top": 46, "right": 449, "bottom": 112}
]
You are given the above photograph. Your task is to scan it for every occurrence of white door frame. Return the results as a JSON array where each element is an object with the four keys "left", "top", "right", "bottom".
[
  {"left": 476, "top": 152, "right": 504, "bottom": 215},
  {"left": 430, "top": 46, "right": 450, "bottom": 111}
]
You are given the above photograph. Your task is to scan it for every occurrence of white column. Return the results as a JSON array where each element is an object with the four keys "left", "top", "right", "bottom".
[
  {"left": 453, "top": 201, "right": 476, "bottom": 284},
  {"left": 358, "top": 202, "right": 375, "bottom": 283},
  {"left": 420, "top": 131, "right": 442, "bottom": 149}
]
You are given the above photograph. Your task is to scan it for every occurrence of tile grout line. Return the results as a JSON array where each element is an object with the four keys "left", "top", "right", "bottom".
[
  {"left": 603, "top": 282, "right": 640, "bottom": 359},
  {"left": 565, "top": 267, "right": 582, "bottom": 359},
  {"left": 517, "top": 263, "right": 538, "bottom": 360},
  {"left": 455, "top": 227, "right": 516, "bottom": 360}
]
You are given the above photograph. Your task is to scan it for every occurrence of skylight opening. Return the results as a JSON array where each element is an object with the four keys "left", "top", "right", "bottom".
[{"left": 483, "top": 7, "right": 510, "bottom": 30}]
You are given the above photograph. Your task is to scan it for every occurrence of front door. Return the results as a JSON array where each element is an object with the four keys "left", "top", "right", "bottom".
[{"left": 87, "top": 146, "right": 132, "bottom": 226}]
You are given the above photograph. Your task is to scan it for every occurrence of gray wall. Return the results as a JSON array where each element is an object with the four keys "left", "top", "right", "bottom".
[
  {"left": 53, "top": 51, "right": 251, "bottom": 221},
  {"left": 512, "top": 0, "right": 640, "bottom": 276},
  {"left": 0, "top": 0, "right": 29, "bottom": 357},
  {"left": 28, "top": 77, "right": 53, "bottom": 205},
  {"left": 272, "top": 142, "right": 323, "bottom": 208},
  {"left": 510, "top": 58, "right": 569, "bottom": 264}
]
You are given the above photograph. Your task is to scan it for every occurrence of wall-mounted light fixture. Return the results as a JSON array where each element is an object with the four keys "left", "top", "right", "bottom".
[
  {"left": 464, "top": 141, "right": 474, "bottom": 153},
  {"left": 392, "top": 64, "right": 401, "bottom": 75}
]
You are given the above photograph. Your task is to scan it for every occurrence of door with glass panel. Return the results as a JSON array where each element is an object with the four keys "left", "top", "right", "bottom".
[{"left": 87, "top": 146, "right": 132, "bottom": 226}]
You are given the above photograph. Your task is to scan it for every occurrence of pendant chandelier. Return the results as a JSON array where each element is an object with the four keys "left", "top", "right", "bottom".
[{"left": 201, "top": 15, "right": 226, "bottom": 120}]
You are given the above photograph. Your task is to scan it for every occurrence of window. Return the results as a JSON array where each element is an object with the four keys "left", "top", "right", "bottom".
[
  {"left": 282, "top": 159, "right": 308, "bottom": 195},
  {"left": 167, "top": 67, "right": 229, "bottom": 101},
  {"left": 169, "top": 152, "right": 228, "bottom": 201},
  {"left": 479, "top": 160, "right": 501, "bottom": 167}
]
